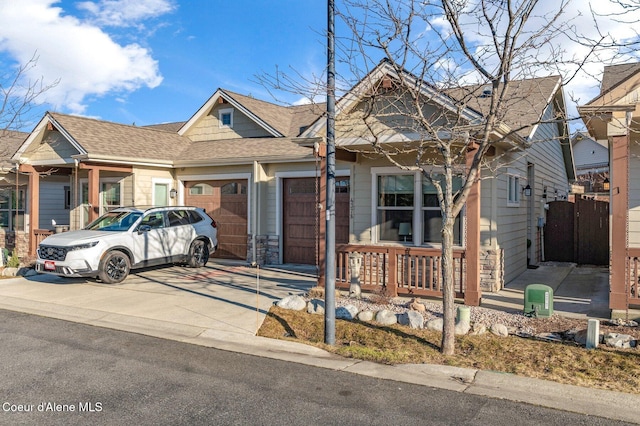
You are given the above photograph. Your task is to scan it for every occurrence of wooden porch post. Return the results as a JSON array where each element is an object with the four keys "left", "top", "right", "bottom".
[
  {"left": 19, "top": 165, "right": 39, "bottom": 256},
  {"left": 465, "top": 146, "right": 481, "bottom": 306},
  {"left": 609, "top": 133, "right": 629, "bottom": 312},
  {"left": 86, "top": 167, "right": 100, "bottom": 222}
]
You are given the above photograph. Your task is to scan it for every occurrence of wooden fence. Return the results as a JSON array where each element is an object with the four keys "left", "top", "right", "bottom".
[{"left": 335, "top": 244, "right": 466, "bottom": 299}]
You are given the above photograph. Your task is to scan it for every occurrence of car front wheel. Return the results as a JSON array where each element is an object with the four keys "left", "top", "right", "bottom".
[
  {"left": 187, "top": 240, "right": 209, "bottom": 268},
  {"left": 98, "top": 250, "right": 131, "bottom": 283}
]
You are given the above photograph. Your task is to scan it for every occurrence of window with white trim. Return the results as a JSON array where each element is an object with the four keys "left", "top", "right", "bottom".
[
  {"left": 375, "top": 171, "right": 464, "bottom": 245},
  {"left": 507, "top": 169, "right": 522, "bottom": 207},
  {"left": 423, "top": 175, "right": 462, "bottom": 244},
  {"left": 0, "top": 188, "right": 25, "bottom": 230},
  {"left": 377, "top": 175, "right": 414, "bottom": 242},
  {"left": 218, "top": 108, "right": 234, "bottom": 128}
]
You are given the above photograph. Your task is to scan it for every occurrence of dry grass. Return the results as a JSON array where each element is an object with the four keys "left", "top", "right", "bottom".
[{"left": 258, "top": 307, "right": 640, "bottom": 394}]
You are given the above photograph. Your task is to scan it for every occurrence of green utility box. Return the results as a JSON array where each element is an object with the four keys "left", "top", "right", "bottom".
[{"left": 523, "top": 284, "right": 553, "bottom": 317}]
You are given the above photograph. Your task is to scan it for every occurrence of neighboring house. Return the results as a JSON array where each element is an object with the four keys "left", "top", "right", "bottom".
[
  {"left": 9, "top": 90, "right": 329, "bottom": 263},
  {"left": 578, "top": 62, "right": 640, "bottom": 315},
  {"left": 9, "top": 62, "right": 573, "bottom": 305},
  {"left": 0, "top": 130, "right": 29, "bottom": 250},
  {"left": 571, "top": 131, "right": 609, "bottom": 195},
  {"left": 303, "top": 61, "right": 573, "bottom": 301}
]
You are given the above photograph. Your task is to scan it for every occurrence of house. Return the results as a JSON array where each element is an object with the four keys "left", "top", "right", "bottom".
[
  {"left": 9, "top": 90, "right": 331, "bottom": 265},
  {"left": 578, "top": 62, "right": 640, "bottom": 315},
  {"left": 571, "top": 131, "right": 609, "bottom": 196},
  {"left": 303, "top": 61, "right": 574, "bottom": 302},
  {"left": 0, "top": 130, "right": 29, "bottom": 250},
  {"left": 9, "top": 62, "right": 573, "bottom": 306}
]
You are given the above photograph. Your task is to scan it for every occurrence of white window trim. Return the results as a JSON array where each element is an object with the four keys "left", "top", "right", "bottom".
[
  {"left": 370, "top": 167, "right": 465, "bottom": 247},
  {"left": 506, "top": 168, "right": 523, "bottom": 207},
  {"left": 218, "top": 108, "right": 234, "bottom": 128}
]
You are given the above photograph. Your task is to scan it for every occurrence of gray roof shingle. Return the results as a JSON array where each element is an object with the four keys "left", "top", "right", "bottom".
[{"left": 49, "top": 113, "right": 191, "bottom": 162}]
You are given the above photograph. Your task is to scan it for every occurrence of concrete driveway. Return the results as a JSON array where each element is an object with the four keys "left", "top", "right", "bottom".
[{"left": 0, "top": 261, "right": 317, "bottom": 340}]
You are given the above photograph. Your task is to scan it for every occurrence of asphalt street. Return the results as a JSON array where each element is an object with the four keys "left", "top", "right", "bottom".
[{"left": 0, "top": 310, "right": 631, "bottom": 426}]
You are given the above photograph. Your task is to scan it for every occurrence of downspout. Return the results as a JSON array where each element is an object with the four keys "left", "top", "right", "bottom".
[{"left": 252, "top": 160, "right": 259, "bottom": 265}]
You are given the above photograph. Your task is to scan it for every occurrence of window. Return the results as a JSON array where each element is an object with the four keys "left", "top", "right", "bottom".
[
  {"left": 377, "top": 175, "right": 414, "bottom": 242},
  {"left": 373, "top": 170, "right": 464, "bottom": 246},
  {"left": 64, "top": 186, "right": 71, "bottom": 210},
  {"left": 507, "top": 169, "right": 522, "bottom": 206},
  {"left": 167, "top": 210, "right": 190, "bottom": 227},
  {"left": 189, "top": 183, "right": 214, "bottom": 195},
  {"left": 0, "top": 188, "right": 25, "bottom": 230},
  {"left": 102, "top": 181, "right": 123, "bottom": 212},
  {"left": 422, "top": 175, "right": 462, "bottom": 244},
  {"left": 218, "top": 108, "right": 234, "bottom": 128}
]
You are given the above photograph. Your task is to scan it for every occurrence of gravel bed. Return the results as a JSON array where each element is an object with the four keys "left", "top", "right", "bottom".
[{"left": 335, "top": 295, "right": 538, "bottom": 335}]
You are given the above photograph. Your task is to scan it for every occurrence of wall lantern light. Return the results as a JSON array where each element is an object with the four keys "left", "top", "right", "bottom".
[
  {"left": 169, "top": 188, "right": 177, "bottom": 199},
  {"left": 603, "top": 178, "right": 610, "bottom": 191},
  {"left": 523, "top": 184, "right": 532, "bottom": 197}
]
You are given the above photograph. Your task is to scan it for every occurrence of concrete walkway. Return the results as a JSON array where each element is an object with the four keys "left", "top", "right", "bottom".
[{"left": 0, "top": 261, "right": 638, "bottom": 423}]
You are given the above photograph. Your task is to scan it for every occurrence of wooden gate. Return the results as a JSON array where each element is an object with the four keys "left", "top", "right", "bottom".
[{"left": 544, "top": 198, "right": 609, "bottom": 265}]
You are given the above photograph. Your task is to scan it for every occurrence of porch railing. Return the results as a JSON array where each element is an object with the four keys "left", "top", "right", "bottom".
[
  {"left": 626, "top": 248, "right": 640, "bottom": 305},
  {"left": 335, "top": 244, "right": 466, "bottom": 299},
  {"left": 34, "top": 229, "right": 54, "bottom": 250}
]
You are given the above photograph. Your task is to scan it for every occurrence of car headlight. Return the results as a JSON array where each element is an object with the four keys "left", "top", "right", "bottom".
[{"left": 67, "top": 241, "right": 99, "bottom": 251}]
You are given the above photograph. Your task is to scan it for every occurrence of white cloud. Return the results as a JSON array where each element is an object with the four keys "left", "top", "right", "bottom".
[
  {"left": 0, "top": 0, "right": 167, "bottom": 115},
  {"left": 76, "top": 0, "right": 175, "bottom": 27}
]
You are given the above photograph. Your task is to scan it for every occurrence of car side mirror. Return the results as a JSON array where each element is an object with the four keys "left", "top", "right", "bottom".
[{"left": 138, "top": 225, "right": 151, "bottom": 234}]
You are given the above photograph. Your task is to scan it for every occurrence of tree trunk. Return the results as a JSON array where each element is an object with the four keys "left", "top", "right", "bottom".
[{"left": 440, "top": 215, "right": 456, "bottom": 355}]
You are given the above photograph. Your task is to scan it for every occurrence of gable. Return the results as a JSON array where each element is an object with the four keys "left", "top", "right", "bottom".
[
  {"left": 23, "top": 129, "right": 82, "bottom": 164},
  {"left": 335, "top": 90, "right": 453, "bottom": 146},
  {"left": 573, "top": 137, "right": 608, "bottom": 169},
  {"left": 182, "top": 101, "right": 274, "bottom": 142}
]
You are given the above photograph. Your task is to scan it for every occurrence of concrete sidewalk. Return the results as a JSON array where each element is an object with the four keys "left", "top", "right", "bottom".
[
  {"left": 0, "top": 261, "right": 638, "bottom": 423},
  {"left": 481, "top": 263, "right": 632, "bottom": 320}
]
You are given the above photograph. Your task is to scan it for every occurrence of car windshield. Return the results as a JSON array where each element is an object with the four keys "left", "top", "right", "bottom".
[{"left": 85, "top": 211, "right": 142, "bottom": 231}]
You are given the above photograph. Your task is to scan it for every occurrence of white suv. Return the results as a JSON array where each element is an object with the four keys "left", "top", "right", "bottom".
[{"left": 35, "top": 206, "right": 218, "bottom": 283}]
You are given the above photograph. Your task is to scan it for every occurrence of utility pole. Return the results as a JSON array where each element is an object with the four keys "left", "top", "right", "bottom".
[{"left": 324, "top": 0, "right": 336, "bottom": 345}]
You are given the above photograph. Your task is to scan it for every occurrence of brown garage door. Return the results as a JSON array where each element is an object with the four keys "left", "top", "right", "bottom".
[
  {"left": 283, "top": 177, "right": 349, "bottom": 265},
  {"left": 185, "top": 179, "right": 247, "bottom": 260}
]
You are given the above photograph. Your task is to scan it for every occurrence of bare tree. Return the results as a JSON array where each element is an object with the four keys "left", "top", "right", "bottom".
[
  {"left": 0, "top": 53, "right": 58, "bottom": 160},
  {"left": 258, "top": 0, "right": 626, "bottom": 355},
  {"left": 331, "top": 0, "right": 623, "bottom": 355}
]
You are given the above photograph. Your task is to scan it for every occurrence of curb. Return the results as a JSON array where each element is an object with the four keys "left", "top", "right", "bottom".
[{"left": 0, "top": 296, "right": 639, "bottom": 423}]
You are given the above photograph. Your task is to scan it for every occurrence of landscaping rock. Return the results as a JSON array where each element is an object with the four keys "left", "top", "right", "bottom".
[
  {"left": 398, "top": 311, "right": 424, "bottom": 329},
  {"left": 408, "top": 299, "right": 426, "bottom": 313},
  {"left": 490, "top": 323, "right": 509, "bottom": 337},
  {"left": 307, "top": 299, "right": 325, "bottom": 315},
  {"left": 604, "top": 333, "right": 637, "bottom": 349},
  {"left": 357, "top": 310, "right": 375, "bottom": 322},
  {"left": 2, "top": 267, "right": 18, "bottom": 277},
  {"left": 426, "top": 318, "right": 444, "bottom": 332},
  {"left": 376, "top": 309, "right": 398, "bottom": 325},
  {"left": 276, "top": 295, "right": 307, "bottom": 311},
  {"left": 573, "top": 329, "right": 588, "bottom": 346},
  {"left": 336, "top": 305, "right": 359, "bottom": 320},
  {"left": 469, "top": 323, "right": 487, "bottom": 336},
  {"left": 455, "top": 321, "right": 470, "bottom": 336}
]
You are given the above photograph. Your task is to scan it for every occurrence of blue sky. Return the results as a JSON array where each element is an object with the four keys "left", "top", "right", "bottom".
[
  {"left": 1, "top": 0, "right": 638, "bottom": 133},
  {"left": 0, "top": 0, "right": 328, "bottom": 130}
]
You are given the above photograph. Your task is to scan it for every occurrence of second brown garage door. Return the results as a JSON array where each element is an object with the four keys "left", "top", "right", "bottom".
[
  {"left": 283, "top": 177, "right": 349, "bottom": 265},
  {"left": 185, "top": 179, "right": 247, "bottom": 260}
]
